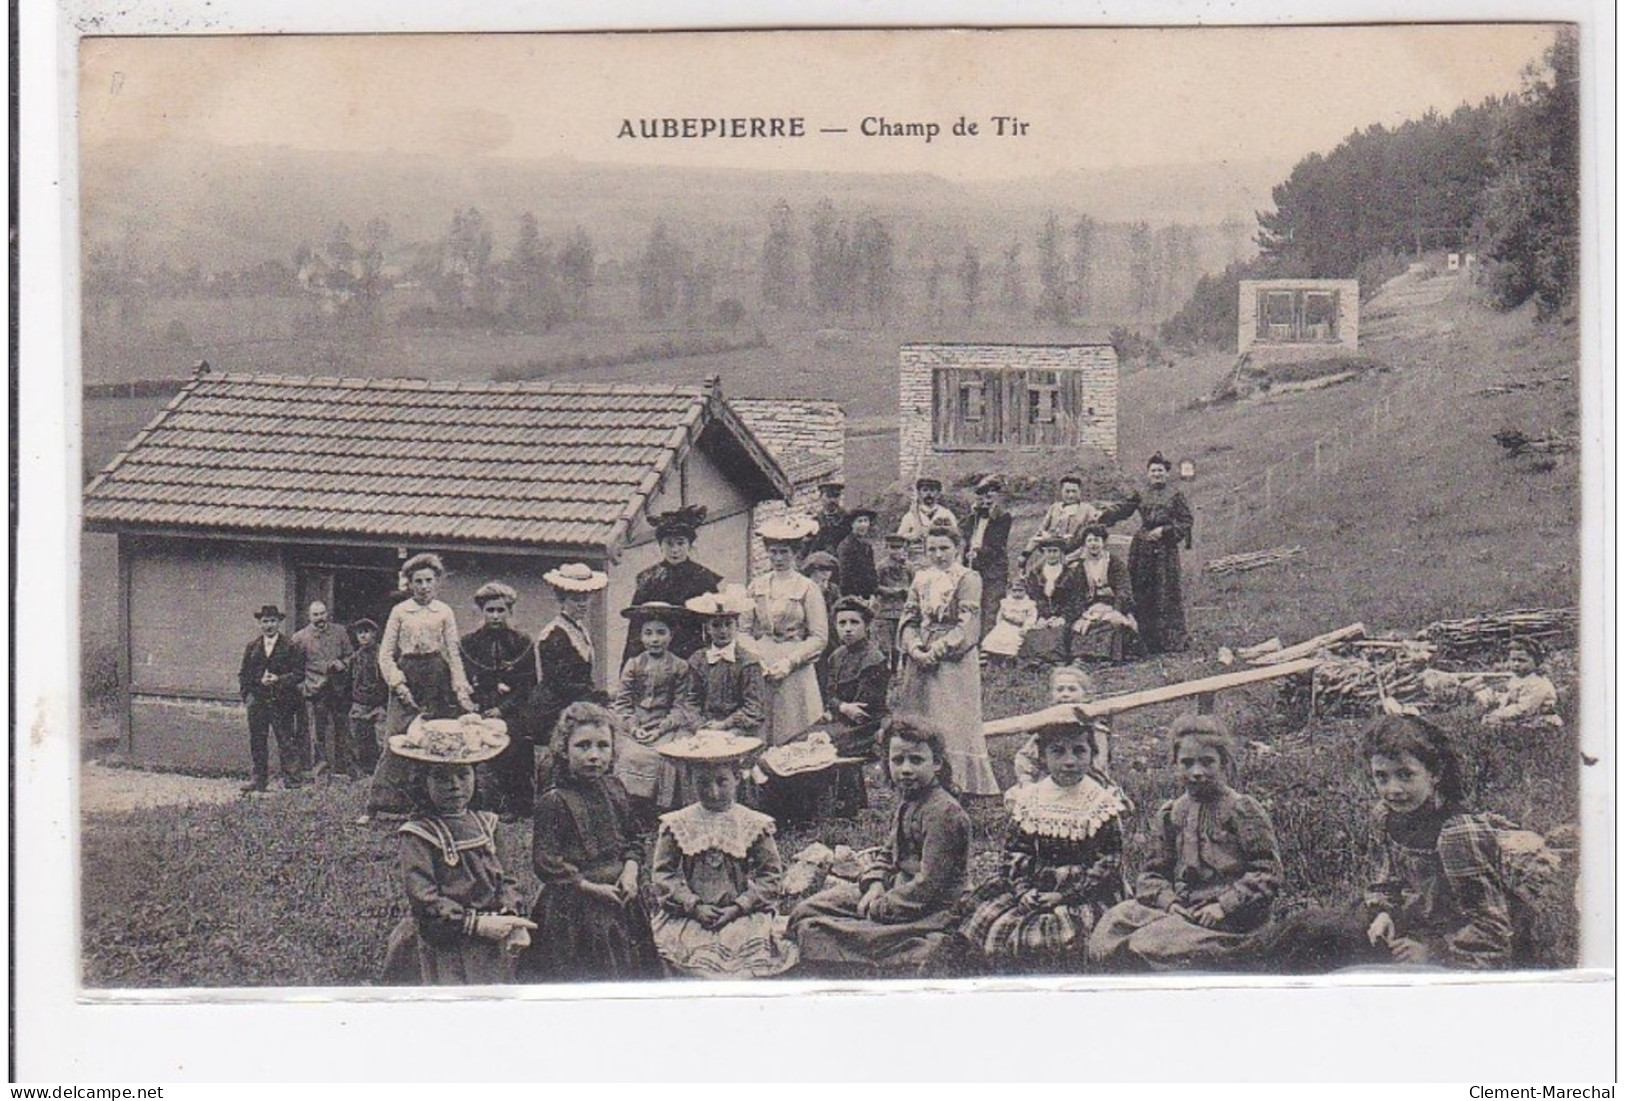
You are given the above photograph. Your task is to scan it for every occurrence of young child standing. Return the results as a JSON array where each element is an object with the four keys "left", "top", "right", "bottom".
[
  {"left": 648, "top": 731, "right": 799, "bottom": 979},
  {"left": 347, "top": 618, "right": 388, "bottom": 778},
  {"left": 613, "top": 602, "right": 697, "bottom": 815},
  {"left": 962, "top": 711, "right": 1129, "bottom": 971},
  {"left": 790, "top": 715, "right": 971, "bottom": 977},
  {"left": 980, "top": 575, "right": 1038, "bottom": 663},
  {"left": 520, "top": 701, "right": 663, "bottom": 982},
  {"left": 390, "top": 719, "right": 535, "bottom": 985},
  {"left": 874, "top": 533, "right": 913, "bottom": 674},
  {"left": 1090, "top": 715, "right": 1283, "bottom": 971},
  {"left": 1011, "top": 665, "right": 1115, "bottom": 791}
]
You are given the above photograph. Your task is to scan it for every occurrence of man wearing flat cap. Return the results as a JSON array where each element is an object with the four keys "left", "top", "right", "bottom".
[
  {"left": 965, "top": 475, "right": 1014, "bottom": 631},
  {"left": 895, "top": 476, "right": 959, "bottom": 542},
  {"left": 625, "top": 506, "right": 724, "bottom": 665},
  {"left": 237, "top": 604, "right": 308, "bottom": 792}
]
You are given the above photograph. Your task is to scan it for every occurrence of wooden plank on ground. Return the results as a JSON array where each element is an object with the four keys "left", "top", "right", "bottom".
[
  {"left": 1249, "top": 623, "right": 1366, "bottom": 665},
  {"left": 983, "top": 657, "right": 1320, "bottom": 737}
]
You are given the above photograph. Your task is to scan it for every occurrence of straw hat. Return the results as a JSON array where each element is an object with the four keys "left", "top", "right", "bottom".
[
  {"left": 390, "top": 715, "right": 510, "bottom": 765},
  {"left": 620, "top": 601, "right": 689, "bottom": 623},
  {"left": 756, "top": 731, "right": 865, "bottom": 777},
  {"left": 544, "top": 562, "right": 608, "bottom": 592},
  {"left": 758, "top": 515, "right": 819, "bottom": 543},
  {"left": 685, "top": 585, "right": 755, "bottom": 618},
  {"left": 655, "top": 729, "right": 764, "bottom": 764}
]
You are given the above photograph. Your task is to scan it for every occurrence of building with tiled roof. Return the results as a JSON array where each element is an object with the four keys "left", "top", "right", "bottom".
[{"left": 83, "top": 372, "right": 793, "bottom": 773}]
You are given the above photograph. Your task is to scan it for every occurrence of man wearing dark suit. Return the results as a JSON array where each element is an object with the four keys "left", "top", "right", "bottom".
[
  {"left": 238, "top": 603, "right": 309, "bottom": 793},
  {"left": 965, "top": 474, "right": 1014, "bottom": 636}
]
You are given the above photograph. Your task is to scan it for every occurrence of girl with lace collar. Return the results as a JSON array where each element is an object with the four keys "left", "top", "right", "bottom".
[
  {"left": 961, "top": 712, "right": 1128, "bottom": 971},
  {"left": 647, "top": 732, "right": 799, "bottom": 978}
]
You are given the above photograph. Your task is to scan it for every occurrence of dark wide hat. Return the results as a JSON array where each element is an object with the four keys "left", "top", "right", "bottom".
[
  {"left": 652, "top": 505, "right": 708, "bottom": 542},
  {"left": 253, "top": 604, "right": 286, "bottom": 620}
]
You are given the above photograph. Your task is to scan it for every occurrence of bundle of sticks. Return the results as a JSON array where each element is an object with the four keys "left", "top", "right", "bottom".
[
  {"left": 1204, "top": 545, "right": 1305, "bottom": 576},
  {"left": 1419, "top": 608, "right": 1579, "bottom": 659}
]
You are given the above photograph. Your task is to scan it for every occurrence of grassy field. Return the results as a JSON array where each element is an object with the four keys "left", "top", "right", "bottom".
[{"left": 79, "top": 264, "right": 1585, "bottom": 986}]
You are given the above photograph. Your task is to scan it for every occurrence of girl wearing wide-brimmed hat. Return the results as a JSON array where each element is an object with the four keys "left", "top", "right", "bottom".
[
  {"left": 648, "top": 731, "right": 799, "bottom": 979},
  {"left": 741, "top": 515, "right": 828, "bottom": 746},
  {"left": 612, "top": 601, "right": 697, "bottom": 814},
  {"left": 389, "top": 716, "right": 534, "bottom": 985},
  {"left": 528, "top": 563, "right": 609, "bottom": 791}
]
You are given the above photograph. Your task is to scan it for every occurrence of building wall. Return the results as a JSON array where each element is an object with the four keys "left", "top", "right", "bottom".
[
  {"left": 898, "top": 344, "right": 1119, "bottom": 484},
  {"left": 731, "top": 398, "right": 846, "bottom": 576},
  {"left": 1237, "top": 278, "right": 1360, "bottom": 361}
]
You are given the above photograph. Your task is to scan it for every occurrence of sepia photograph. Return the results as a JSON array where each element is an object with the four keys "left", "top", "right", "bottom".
[{"left": 16, "top": 1, "right": 1615, "bottom": 1082}]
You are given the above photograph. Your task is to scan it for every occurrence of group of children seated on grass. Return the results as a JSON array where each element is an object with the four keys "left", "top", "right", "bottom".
[{"left": 389, "top": 653, "right": 1561, "bottom": 984}]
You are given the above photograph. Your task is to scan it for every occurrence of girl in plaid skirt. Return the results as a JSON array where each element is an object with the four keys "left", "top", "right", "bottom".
[{"left": 960, "top": 711, "right": 1128, "bottom": 972}]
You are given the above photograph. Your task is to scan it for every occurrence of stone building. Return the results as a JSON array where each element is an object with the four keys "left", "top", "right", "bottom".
[
  {"left": 731, "top": 397, "right": 846, "bottom": 573},
  {"left": 897, "top": 342, "right": 1119, "bottom": 485},
  {"left": 1237, "top": 278, "right": 1360, "bottom": 364}
]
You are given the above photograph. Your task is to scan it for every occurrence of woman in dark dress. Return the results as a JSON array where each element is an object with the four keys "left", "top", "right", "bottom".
[
  {"left": 1098, "top": 453, "right": 1193, "bottom": 655},
  {"left": 1019, "top": 534, "right": 1085, "bottom": 666},
  {"left": 528, "top": 563, "right": 608, "bottom": 793},
  {"left": 623, "top": 507, "right": 724, "bottom": 664},
  {"left": 1069, "top": 524, "right": 1138, "bottom": 664}
]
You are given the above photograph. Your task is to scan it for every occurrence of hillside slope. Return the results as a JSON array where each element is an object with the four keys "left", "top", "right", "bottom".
[{"left": 1117, "top": 265, "right": 1581, "bottom": 653}]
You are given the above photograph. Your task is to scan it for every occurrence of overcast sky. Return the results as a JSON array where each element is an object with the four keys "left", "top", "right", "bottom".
[{"left": 80, "top": 25, "right": 1558, "bottom": 180}]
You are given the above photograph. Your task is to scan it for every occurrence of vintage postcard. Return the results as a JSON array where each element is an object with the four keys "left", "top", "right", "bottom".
[{"left": 16, "top": 0, "right": 1615, "bottom": 1082}]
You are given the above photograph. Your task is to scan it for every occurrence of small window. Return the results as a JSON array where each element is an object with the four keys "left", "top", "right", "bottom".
[
  {"left": 1028, "top": 384, "right": 1059, "bottom": 424},
  {"left": 960, "top": 380, "right": 985, "bottom": 422}
]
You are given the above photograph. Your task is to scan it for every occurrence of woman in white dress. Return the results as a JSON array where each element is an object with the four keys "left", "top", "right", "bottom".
[
  {"left": 742, "top": 515, "right": 828, "bottom": 746},
  {"left": 897, "top": 521, "right": 1000, "bottom": 797}
]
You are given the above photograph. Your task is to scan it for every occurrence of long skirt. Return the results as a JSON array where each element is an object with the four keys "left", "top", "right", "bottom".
[
  {"left": 367, "top": 654, "right": 458, "bottom": 814},
  {"left": 518, "top": 883, "right": 663, "bottom": 984},
  {"left": 960, "top": 886, "right": 1114, "bottom": 971},
  {"left": 650, "top": 909, "right": 799, "bottom": 979},
  {"left": 614, "top": 731, "right": 690, "bottom": 809},
  {"left": 381, "top": 916, "right": 517, "bottom": 985},
  {"left": 1127, "top": 538, "right": 1187, "bottom": 654},
  {"left": 752, "top": 639, "right": 823, "bottom": 747},
  {"left": 1089, "top": 899, "right": 1267, "bottom": 971},
  {"left": 1071, "top": 615, "right": 1135, "bottom": 663},
  {"left": 789, "top": 880, "right": 957, "bottom": 975},
  {"left": 896, "top": 653, "right": 998, "bottom": 797},
  {"left": 1017, "top": 624, "right": 1070, "bottom": 667}
]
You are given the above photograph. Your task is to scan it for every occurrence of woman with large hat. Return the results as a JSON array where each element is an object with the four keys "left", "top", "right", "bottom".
[
  {"left": 527, "top": 563, "right": 609, "bottom": 790},
  {"left": 741, "top": 515, "right": 828, "bottom": 746},
  {"left": 1098, "top": 453, "right": 1193, "bottom": 655},
  {"left": 624, "top": 506, "right": 723, "bottom": 664}
]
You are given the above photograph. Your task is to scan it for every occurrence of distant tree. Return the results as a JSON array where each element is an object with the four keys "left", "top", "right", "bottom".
[
  {"left": 509, "top": 212, "right": 562, "bottom": 328},
  {"left": 852, "top": 215, "right": 895, "bottom": 316},
  {"left": 924, "top": 257, "right": 944, "bottom": 317},
  {"left": 558, "top": 226, "right": 595, "bottom": 319},
  {"left": 760, "top": 200, "right": 799, "bottom": 310},
  {"left": 1036, "top": 213, "right": 1069, "bottom": 324},
  {"left": 638, "top": 220, "right": 694, "bottom": 321},
  {"left": 1069, "top": 215, "right": 1096, "bottom": 320},
  {"left": 430, "top": 207, "right": 497, "bottom": 314},
  {"left": 1000, "top": 241, "right": 1027, "bottom": 316},
  {"left": 808, "top": 199, "right": 840, "bottom": 313},
  {"left": 356, "top": 217, "right": 391, "bottom": 314},
  {"left": 958, "top": 244, "right": 982, "bottom": 320},
  {"left": 1127, "top": 221, "right": 1153, "bottom": 316}
]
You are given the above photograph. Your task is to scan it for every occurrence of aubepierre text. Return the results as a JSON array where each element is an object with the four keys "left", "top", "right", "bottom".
[{"left": 1470, "top": 1088, "right": 1614, "bottom": 1098}]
